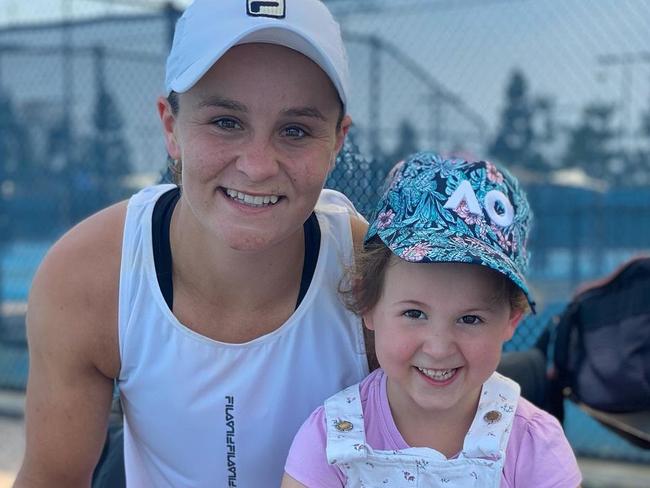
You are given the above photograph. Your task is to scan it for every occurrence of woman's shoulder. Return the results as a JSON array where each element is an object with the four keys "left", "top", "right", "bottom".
[{"left": 27, "top": 199, "right": 129, "bottom": 379}]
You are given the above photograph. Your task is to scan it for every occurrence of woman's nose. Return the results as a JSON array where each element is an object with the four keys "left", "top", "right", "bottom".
[{"left": 235, "top": 138, "right": 280, "bottom": 182}]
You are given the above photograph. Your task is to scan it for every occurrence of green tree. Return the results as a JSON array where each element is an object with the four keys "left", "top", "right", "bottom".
[
  {"left": 0, "top": 89, "right": 33, "bottom": 185},
  {"left": 633, "top": 97, "right": 650, "bottom": 186},
  {"left": 71, "top": 84, "right": 131, "bottom": 221},
  {"left": 563, "top": 102, "right": 617, "bottom": 183},
  {"left": 642, "top": 96, "right": 650, "bottom": 139},
  {"left": 621, "top": 150, "right": 650, "bottom": 187},
  {"left": 489, "top": 69, "right": 551, "bottom": 172},
  {"left": 76, "top": 46, "right": 132, "bottom": 219},
  {"left": 90, "top": 83, "right": 131, "bottom": 193},
  {"left": 0, "top": 88, "right": 36, "bottom": 240},
  {"left": 388, "top": 120, "right": 419, "bottom": 165}
]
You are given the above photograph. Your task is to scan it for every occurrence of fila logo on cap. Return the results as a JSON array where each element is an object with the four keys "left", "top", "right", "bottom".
[{"left": 247, "top": 0, "right": 286, "bottom": 18}]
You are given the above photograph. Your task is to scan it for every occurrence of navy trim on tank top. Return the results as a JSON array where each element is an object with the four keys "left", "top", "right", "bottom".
[
  {"left": 151, "top": 187, "right": 321, "bottom": 311},
  {"left": 152, "top": 187, "right": 180, "bottom": 309},
  {"left": 300, "top": 210, "right": 321, "bottom": 306}
]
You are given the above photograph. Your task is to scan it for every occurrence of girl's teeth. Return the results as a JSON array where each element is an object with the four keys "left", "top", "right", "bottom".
[{"left": 417, "top": 367, "right": 457, "bottom": 381}]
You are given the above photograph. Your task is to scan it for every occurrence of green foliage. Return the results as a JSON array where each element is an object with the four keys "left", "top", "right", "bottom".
[
  {"left": 642, "top": 97, "right": 650, "bottom": 140},
  {"left": 563, "top": 102, "right": 617, "bottom": 182},
  {"left": 37, "top": 49, "right": 133, "bottom": 228},
  {"left": 0, "top": 90, "right": 33, "bottom": 184},
  {"left": 489, "top": 69, "right": 552, "bottom": 173},
  {"left": 388, "top": 120, "right": 419, "bottom": 165},
  {"left": 70, "top": 82, "right": 131, "bottom": 222}
]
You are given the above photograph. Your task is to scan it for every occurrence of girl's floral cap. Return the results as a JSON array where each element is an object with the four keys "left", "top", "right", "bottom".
[{"left": 366, "top": 152, "right": 535, "bottom": 312}]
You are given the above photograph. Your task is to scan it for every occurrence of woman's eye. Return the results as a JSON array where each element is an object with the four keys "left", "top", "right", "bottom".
[
  {"left": 459, "top": 315, "right": 483, "bottom": 326},
  {"left": 403, "top": 309, "right": 426, "bottom": 320},
  {"left": 214, "top": 118, "right": 241, "bottom": 130},
  {"left": 282, "top": 126, "right": 307, "bottom": 138}
]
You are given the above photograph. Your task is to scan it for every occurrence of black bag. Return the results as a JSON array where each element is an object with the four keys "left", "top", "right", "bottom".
[{"left": 553, "top": 256, "right": 650, "bottom": 413}]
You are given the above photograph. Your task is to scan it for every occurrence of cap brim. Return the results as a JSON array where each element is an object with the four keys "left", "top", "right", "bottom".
[
  {"left": 168, "top": 25, "right": 347, "bottom": 109},
  {"left": 370, "top": 227, "right": 537, "bottom": 313}
]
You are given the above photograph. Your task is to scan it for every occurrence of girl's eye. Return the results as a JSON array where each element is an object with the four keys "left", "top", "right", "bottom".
[
  {"left": 213, "top": 118, "right": 241, "bottom": 130},
  {"left": 403, "top": 309, "right": 426, "bottom": 320},
  {"left": 459, "top": 315, "right": 483, "bottom": 326},
  {"left": 282, "top": 126, "right": 307, "bottom": 138}
]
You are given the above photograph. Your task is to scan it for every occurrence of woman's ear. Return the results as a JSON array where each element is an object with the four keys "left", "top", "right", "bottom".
[
  {"left": 157, "top": 96, "right": 181, "bottom": 160},
  {"left": 333, "top": 115, "right": 352, "bottom": 155},
  {"left": 363, "top": 310, "right": 375, "bottom": 331}
]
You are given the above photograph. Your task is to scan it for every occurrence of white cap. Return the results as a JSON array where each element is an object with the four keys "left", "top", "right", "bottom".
[{"left": 165, "top": 0, "right": 350, "bottom": 110}]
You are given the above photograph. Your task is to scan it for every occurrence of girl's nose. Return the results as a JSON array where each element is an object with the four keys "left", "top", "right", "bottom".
[{"left": 421, "top": 325, "right": 457, "bottom": 358}]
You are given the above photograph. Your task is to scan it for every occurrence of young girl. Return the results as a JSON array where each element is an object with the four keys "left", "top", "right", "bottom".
[{"left": 281, "top": 153, "right": 582, "bottom": 487}]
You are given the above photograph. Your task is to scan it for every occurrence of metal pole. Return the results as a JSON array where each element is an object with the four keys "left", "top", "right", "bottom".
[
  {"left": 597, "top": 52, "right": 650, "bottom": 149},
  {"left": 0, "top": 49, "right": 6, "bottom": 338},
  {"left": 62, "top": 0, "right": 73, "bottom": 143},
  {"left": 620, "top": 62, "right": 631, "bottom": 141},
  {"left": 369, "top": 36, "right": 382, "bottom": 163},
  {"left": 164, "top": 2, "right": 179, "bottom": 51},
  {"left": 429, "top": 91, "right": 443, "bottom": 151},
  {"left": 61, "top": 0, "right": 74, "bottom": 225},
  {"left": 569, "top": 207, "right": 580, "bottom": 290}
]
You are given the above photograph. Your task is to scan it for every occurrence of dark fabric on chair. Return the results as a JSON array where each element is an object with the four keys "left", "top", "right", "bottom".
[
  {"left": 497, "top": 348, "right": 549, "bottom": 412},
  {"left": 92, "top": 420, "right": 125, "bottom": 487}
]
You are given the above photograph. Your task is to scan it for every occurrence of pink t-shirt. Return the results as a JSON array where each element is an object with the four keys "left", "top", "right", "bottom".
[{"left": 285, "top": 369, "right": 582, "bottom": 487}]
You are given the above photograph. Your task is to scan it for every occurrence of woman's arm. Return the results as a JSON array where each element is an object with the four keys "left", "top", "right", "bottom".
[{"left": 281, "top": 473, "right": 309, "bottom": 488}]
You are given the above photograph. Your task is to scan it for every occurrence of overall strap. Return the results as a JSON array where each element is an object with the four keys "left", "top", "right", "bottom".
[
  {"left": 462, "top": 372, "right": 520, "bottom": 460},
  {"left": 324, "top": 383, "right": 368, "bottom": 465}
]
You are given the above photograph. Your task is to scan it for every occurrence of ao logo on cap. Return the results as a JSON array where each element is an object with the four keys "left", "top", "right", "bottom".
[
  {"left": 443, "top": 180, "right": 515, "bottom": 227},
  {"left": 247, "top": 0, "right": 286, "bottom": 18}
]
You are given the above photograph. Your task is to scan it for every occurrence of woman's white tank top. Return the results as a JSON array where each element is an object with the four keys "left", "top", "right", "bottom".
[{"left": 117, "top": 185, "right": 368, "bottom": 487}]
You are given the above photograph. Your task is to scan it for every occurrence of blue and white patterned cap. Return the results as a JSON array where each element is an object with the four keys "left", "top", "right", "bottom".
[{"left": 366, "top": 152, "right": 535, "bottom": 312}]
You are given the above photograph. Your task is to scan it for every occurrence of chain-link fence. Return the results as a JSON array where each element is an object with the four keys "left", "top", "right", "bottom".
[{"left": 1, "top": 0, "right": 650, "bottom": 464}]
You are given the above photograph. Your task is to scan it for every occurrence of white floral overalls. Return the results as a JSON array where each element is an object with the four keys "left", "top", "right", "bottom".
[{"left": 324, "top": 372, "right": 520, "bottom": 487}]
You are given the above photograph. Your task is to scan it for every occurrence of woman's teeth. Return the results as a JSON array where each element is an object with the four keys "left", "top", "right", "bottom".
[
  {"left": 225, "top": 188, "right": 279, "bottom": 206},
  {"left": 417, "top": 367, "right": 457, "bottom": 381}
]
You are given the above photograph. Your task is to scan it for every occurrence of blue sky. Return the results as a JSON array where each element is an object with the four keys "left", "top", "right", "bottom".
[
  {"left": 2, "top": 0, "right": 649, "bottom": 165},
  {"left": 0, "top": 0, "right": 190, "bottom": 25},
  {"left": 332, "top": 0, "right": 650, "bottom": 156}
]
